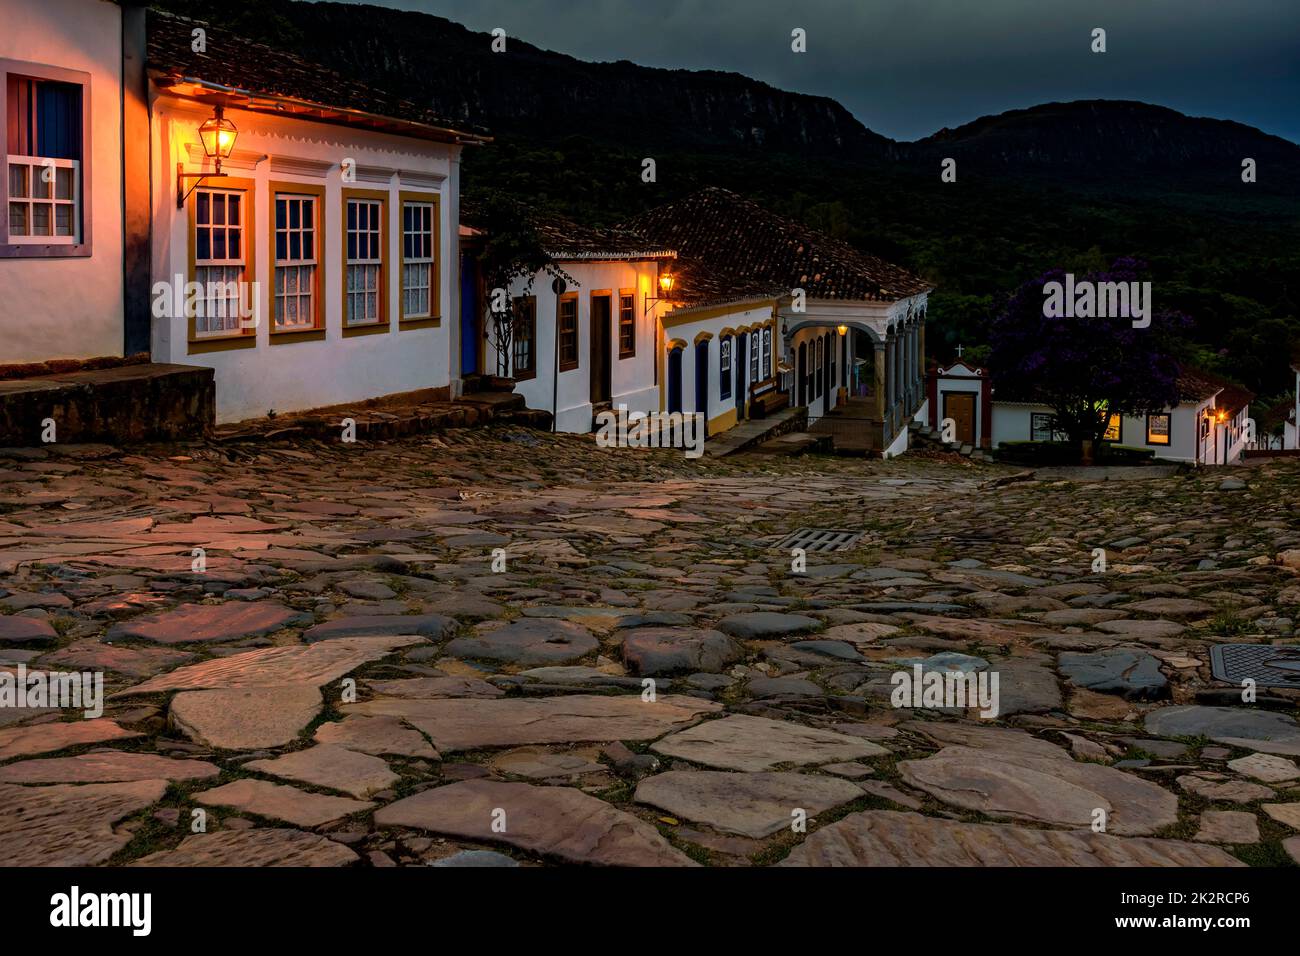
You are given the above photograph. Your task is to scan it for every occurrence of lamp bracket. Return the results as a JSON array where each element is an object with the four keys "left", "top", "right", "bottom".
[{"left": 176, "top": 160, "right": 228, "bottom": 209}]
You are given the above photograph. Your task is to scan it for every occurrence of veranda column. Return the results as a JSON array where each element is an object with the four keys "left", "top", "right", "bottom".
[
  {"left": 918, "top": 320, "right": 927, "bottom": 395},
  {"left": 911, "top": 323, "right": 920, "bottom": 402},
  {"left": 874, "top": 342, "right": 887, "bottom": 422}
]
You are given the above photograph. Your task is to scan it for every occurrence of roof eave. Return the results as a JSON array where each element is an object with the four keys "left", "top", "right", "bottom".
[{"left": 151, "top": 73, "right": 492, "bottom": 146}]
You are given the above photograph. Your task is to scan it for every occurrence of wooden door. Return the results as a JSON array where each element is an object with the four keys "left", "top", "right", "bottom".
[
  {"left": 944, "top": 392, "right": 976, "bottom": 444},
  {"left": 589, "top": 294, "right": 612, "bottom": 403}
]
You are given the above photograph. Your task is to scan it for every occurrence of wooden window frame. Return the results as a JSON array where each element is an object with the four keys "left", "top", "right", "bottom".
[
  {"left": 1146, "top": 412, "right": 1171, "bottom": 446},
  {"left": 557, "top": 291, "right": 580, "bottom": 372},
  {"left": 187, "top": 177, "right": 257, "bottom": 354},
  {"left": 511, "top": 294, "right": 537, "bottom": 381},
  {"left": 1, "top": 59, "right": 92, "bottom": 258},
  {"left": 268, "top": 181, "right": 326, "bottom": 344},
  {"left": 398, "top": 190, "right": 440, "bottom": 329},
  {"left": 340, "top": 188, "right": 390, "bottom": 337},
  {"left": 617, "top": 288, "right": 636, "bottom": 359}
]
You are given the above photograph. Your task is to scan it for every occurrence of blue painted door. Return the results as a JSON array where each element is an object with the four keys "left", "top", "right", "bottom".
[
  {"left": 460, "top": 251, "right": 479, "bottom": 376},
  {"left": 667, "top": 347, "right": 683, "bottom": 414},
  {"left": 694, "top": 339, "right": 709, "bottom": 436}
]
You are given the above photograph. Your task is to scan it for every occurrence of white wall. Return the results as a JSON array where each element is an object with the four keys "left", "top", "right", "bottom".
[
  {"left": 991, "top": 399, "right": 1210, "bottom": 462},
  {"left": 491, "top": 260, "right": 659, "bottom": 433},
  {"left": 150, "top": 96, "right": 458, "bottom": 422},
  {"left": 0, "top": 0, "right": 124, "bottom": 362},
  {"left": 662, "top": 303, "right": 774, "bottom": 431}
]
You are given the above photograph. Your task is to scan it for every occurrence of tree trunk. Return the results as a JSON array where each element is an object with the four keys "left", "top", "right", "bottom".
[{"left": 1080, "top": 439, "right": 1094, "bottom": 466}]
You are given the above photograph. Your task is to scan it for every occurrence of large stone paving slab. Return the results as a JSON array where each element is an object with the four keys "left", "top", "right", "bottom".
[
  {"left": 303, "top": 613, "right": 457, "bottom": 643},
  {"left": 0, "top": 780, "right": 168, "bottom": 865},
  {"left": 105, "top": 601, "right": 311, "bottom": 644},
  {"left": 1058, "top": 648, "right": 1168, "bottom": 700},
  {"left": 653, "top": 714, "right": 887, "bottom": 771},
  {"left": 170, "top": 685, "right": 323, "bottom": 749},
  {"left": 621, "top": 627, "right": 743, "bottom": 676},
  {"left": 779, "top": 810, "right": 1243, "bottom": 866},
  {"left": 0, "top": 749, "right": 219, "bottom": 784},
  {"left": 39, "top": 641, "right": 197, "bottom": 678},
  {"left": 132, "top": 828, "right": 360, "bottom": 866},
  {"left": 313, "top": 715, "right": 439, "bottom": 759},
  {"left": 115, "top": 635, "right": 423, "bottom": 695},
  {"left": 444, "top": 619, "right": 599, "bottom": 665},
  {"left": 195, "top": 778, "right": 373, "bottom": 827},
  {"left": 376, "top": 779, "right": 694, "bottom": 866},
  {"left": 635, "top": 770, "right": 864, "bottom": 838},
  {"left": 897, "top": 744, "right": 1178, "bottom": 835},
  {"left": 245, "top": 745, "right": 398, "bottom": 798},
  {"left": 0, "top": 718, "right": 140, "bottom": 759},
  {"left": 345, "top": 694, "right": 720, "bottom": 751},
  {"left": 1145, "top": 705, "right": 1300, "bottom": 756},
  {"left": 0, "top": 616, "right": 58, "bottom": 645}
]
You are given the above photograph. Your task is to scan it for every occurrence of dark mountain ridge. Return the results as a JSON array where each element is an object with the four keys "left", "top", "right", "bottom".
[{"left": 155, "top": 0, "right": 1298, "bottom": 188}]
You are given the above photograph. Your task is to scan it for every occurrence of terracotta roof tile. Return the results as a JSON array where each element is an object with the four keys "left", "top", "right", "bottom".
[
  {"left": 147, "top": 10, "right": 486, "bottom": 142},
  {"left": 623, "top": 187, "right": 931, "bottom": 307}
]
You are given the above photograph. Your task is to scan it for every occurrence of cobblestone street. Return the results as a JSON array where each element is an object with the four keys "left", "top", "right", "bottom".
[{"left": 2, "top": 430, "right": 1299, "bottom": 867}]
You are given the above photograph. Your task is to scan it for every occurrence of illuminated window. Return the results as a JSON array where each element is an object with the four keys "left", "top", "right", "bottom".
[
  {"left": 1146, "top": 413, "right": 1171, "bottom": 446},
  {"left": 193, "top": 188, "right": 246, "bottom": 337},
  {"left": 618, "top": 292, "right": 635, "bottom": 358},
  {"left": 273, "top": 193, "right": 318, "bottom": 330},
  {"left": 1102, "top": 412, "right": 1122, "bottom": 442}
]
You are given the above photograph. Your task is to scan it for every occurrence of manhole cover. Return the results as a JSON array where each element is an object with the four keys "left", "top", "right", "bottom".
[
  {"left": 1210, "top": 644, "right": 1300, "bottom": 690},
  {"left": 773, "top": 528, "right": 864, "bottom": 553}
]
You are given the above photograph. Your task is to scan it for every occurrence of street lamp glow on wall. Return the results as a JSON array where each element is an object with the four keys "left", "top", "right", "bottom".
[{"left": 176, "top": 105, "right": 238, "bottom": 207}]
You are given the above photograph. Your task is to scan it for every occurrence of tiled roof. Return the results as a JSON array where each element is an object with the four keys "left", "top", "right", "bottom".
[
  {"left": 1176, "top": 366, "right": 1253, "bottom": 412},
  {"left": 460, "top": 200, "right": 674, "bottom": 262},
  {"left": 623, "top": 187, "right": 931, "bottom": 306},
  {"left": 1175, "top": 367, "right": 1223, "bottom": 402},
  {"left": 530, "top": 215, "right": 676, "bottom": 262},
  {"left": 146, "top": 10, "right": 487, "bottom": 144}
]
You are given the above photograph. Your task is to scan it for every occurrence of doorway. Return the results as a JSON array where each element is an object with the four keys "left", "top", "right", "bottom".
[
  {"left": 735, "top": 332, "right": 748, "bottom": 420},
  {"left": 694, "top": 339, "right": 709, "bottom": 437},
  {"left": 797, "top": 341, "right": 807, "bottom": 406},
  {"left": 943, "top": 392, "right": 976, "bottom": 445},
  {"left": 459, "top": 251, "right": 480, "bottom": 376},
  {"left": 589, "top": 293, "right": 612, "bottom": 403},
  {"left": 667, "top": 346, "right": 683, "bottom": 414}
]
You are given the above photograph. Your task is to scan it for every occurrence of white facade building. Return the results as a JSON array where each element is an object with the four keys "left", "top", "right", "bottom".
[{"left": 0, "top": 0, "right": 131, "bottom": 363}]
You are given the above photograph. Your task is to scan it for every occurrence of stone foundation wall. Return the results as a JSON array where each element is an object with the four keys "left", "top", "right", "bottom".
[{"left": 0, "top": 364, "right": 215, "bottom": 446}]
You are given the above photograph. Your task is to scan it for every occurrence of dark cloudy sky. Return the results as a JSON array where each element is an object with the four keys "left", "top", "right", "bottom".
[{"left": 358, "top": 0, "right": 1300, "bottom": 144}]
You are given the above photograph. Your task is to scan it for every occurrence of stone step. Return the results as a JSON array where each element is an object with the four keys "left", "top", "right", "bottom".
[{"left": 751, "top": 431, "right": 833, "bottom": 456}]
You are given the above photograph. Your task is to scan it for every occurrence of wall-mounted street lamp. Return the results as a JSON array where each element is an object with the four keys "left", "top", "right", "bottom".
[
  {"left": 646, "top": 267, "right": 676, "bottom": 314},
  {"left": 836, "top": 324, "right": 849, "bottom": 336},
  {"left": 176, "top": 106, "right": 239, "bottom": 208}
]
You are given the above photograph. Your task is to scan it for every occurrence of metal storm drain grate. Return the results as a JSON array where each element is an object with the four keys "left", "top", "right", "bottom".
[
  {"left": 1210, "top": 644, "right": 1300, "bottom": 690},
  {"left": 773, "top": 528, "right": 864, "bottom": 553}
]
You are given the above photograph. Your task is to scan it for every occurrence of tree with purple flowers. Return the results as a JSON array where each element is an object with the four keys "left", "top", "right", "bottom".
[{"left": 988, "top": 259, "right": 1188, "bottom": 458}]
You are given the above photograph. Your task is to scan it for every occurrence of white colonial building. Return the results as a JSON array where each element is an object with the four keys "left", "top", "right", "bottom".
[
  {"left": 0, "top": 0, "right": 139, "bottom": 363},
  {"left": 929, "top": 358, "right": 1255, "bottom": 465},
  {"left": 145, "top": 10, "right": 486, "bottom": 422}
]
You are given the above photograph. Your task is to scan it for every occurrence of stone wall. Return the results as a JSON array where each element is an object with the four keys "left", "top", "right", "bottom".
[{"left": 0, "top": 364, "right": 215, "bottom": 445}]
